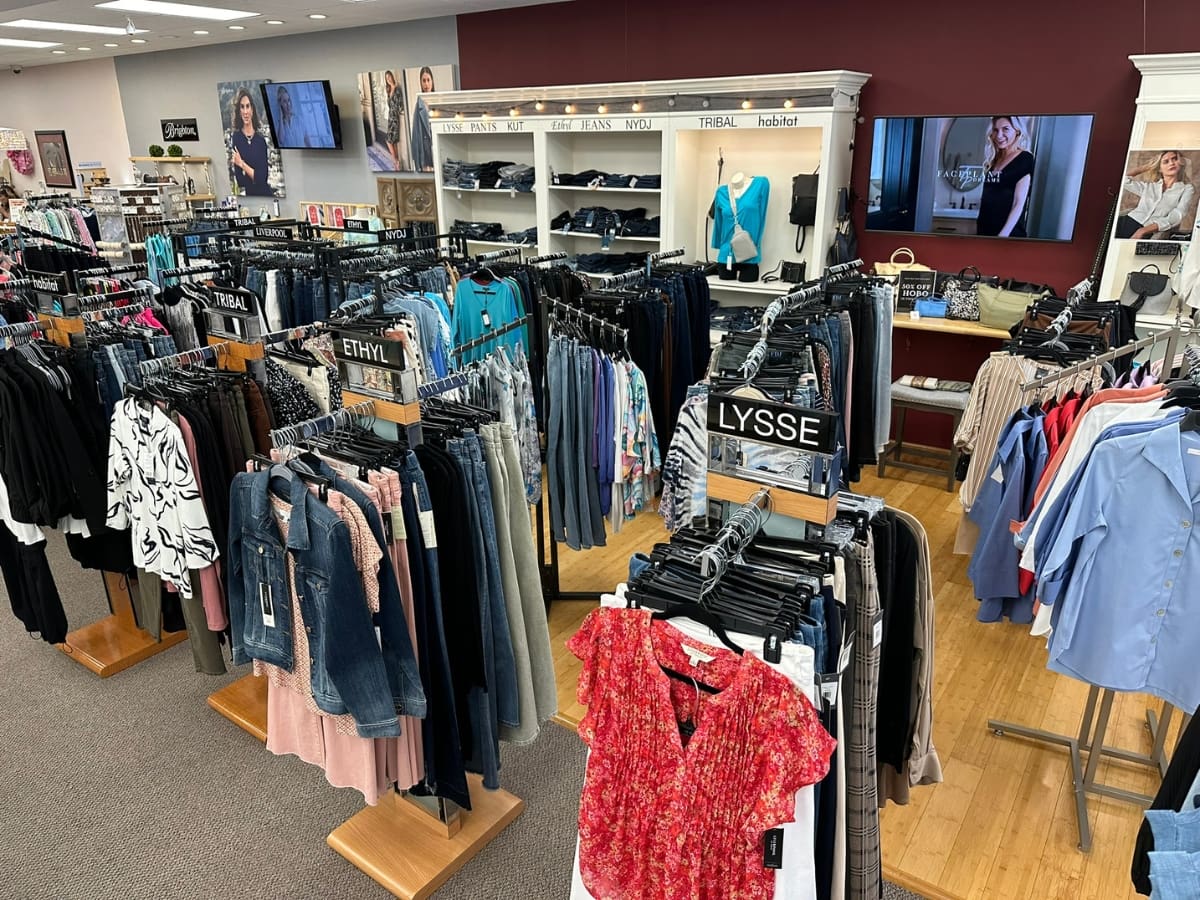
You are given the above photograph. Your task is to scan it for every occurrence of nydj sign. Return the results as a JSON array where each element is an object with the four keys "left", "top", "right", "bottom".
[
  {"left": 160, "top": 118, "right": 200, "bottom": 142},
  {"left": 707, "top": 392, "right": 837, "bottom": 455},
  {"left": 379, "top": 227, "right": 411, "bottom": 243}
]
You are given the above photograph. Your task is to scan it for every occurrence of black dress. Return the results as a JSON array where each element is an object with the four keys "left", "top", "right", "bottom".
[{"left": 977, "top": 150, "right": 1034, "bottom": 237}]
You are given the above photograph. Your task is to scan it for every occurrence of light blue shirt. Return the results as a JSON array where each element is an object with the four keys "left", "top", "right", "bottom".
[{"left": 1037, "top": 421, "right": 1200, "bottom": 710}]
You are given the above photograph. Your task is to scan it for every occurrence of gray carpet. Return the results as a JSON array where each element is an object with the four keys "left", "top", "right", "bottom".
[{"left": 0, "top": 534, "right": 924, "bottom": 899}]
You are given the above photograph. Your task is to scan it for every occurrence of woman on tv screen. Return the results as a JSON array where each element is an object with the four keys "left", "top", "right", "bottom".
[
  {"left": 229, "top": 88, "right": 270, "bottom": 196},
  {"left": 977, "top": 116, "right": 1034, "bottom": 238}
]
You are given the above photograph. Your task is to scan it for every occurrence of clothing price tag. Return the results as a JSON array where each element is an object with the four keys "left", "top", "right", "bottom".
[
  {"left": 381, "top": 512, "right": 393, "bottom": 544},
  {"left": 909, "top": 309, "right": 921, "bottom": 320},
  {"left": 481, "top": 310, "right": 492, "bottom": 329},
  {"left": 838, "top": 634, "right": 854, "bottom": 674},
  {"left": 391, "top": 509, "right": 407, "bottom": 541},
  {"left": 259, "top": 582, "right": 276, "bottom": 629},
  {"left": 872, "top": 610, "right": 884, "bottom": 649},
  {"left": 418, "top": 509, "right": 438, "bottom": 549},
  {"left": 763, "top": 829, "right": 784, "bottom": 869},
  {"left": 1188, "top": 448, "right": 1200, "bottom": 457},
  {"left": 763, "top": 634, "right": 783, "bottom": 664},
  {"left": 817, "top": 673, "right": 841, "bottom": 707},
  {"left": 374, "top": 626, "right": 383, "bottom": 649}
]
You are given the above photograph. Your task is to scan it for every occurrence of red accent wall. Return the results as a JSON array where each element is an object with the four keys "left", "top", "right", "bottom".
[{"left": 457, "top": 0, "right": 1200, "bottom": 293}]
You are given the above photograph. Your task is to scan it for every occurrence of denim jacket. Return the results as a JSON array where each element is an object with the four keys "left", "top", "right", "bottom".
[
  {"left": 228, "top": 470, "right": 400, "bottom": 738},
  {"left": 308, "top": 458, "right": 427, "bottom": 720}
]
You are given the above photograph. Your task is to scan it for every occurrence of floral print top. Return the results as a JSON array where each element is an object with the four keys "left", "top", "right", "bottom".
[{"left": 568, "top": 608, "right": 836, "bottom": 900}]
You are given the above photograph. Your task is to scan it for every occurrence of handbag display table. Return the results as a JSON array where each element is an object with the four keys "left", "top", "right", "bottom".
[{"left": 892, "top": 317, "right": 1011, "bottom": 339}]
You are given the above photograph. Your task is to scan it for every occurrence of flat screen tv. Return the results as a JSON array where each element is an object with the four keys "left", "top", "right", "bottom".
[
  {"left": 260, "top": 80, "right": 342, "bottom": 150},
  {"left": 866, "top": 114, "right": 1094, "bottom": 241}
]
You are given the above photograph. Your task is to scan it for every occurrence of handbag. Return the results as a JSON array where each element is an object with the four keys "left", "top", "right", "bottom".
[
  {"left": 941, "top": 266, "right": 988, "bottom": 321},
  {"left": 1119, "top": 264, "right": 1174, "bottom": 315},
  {"left": 827, "top": 187, "right": 858, "bottom": 268},
  {"left": 874, "top": 247, "right": 931, "bottom": 277},
  {"left": 913, "top": 297, "right": 948, "bottom": 318},
  {"left": 977, "top": 282, "right": 1051, "bottom": 330},
  {"left": 727, "top": 181, "right": 758, "bottom": 262}
]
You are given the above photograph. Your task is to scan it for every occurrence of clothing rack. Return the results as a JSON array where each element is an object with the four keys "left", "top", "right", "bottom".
[
  {"left": 593, "top": 268, "right": 645, "bottom": 290},
  {"left": 527, "top": 251, "right": 568, "bottom": 265},
  {"left": 418, "top": 363, "right": 482, "bottom": 400},
  {"left": 990, "top": 324, "right": 1184, "bottom": 852},
  {"left": 22, "top": 192, "right": 76, "bottom": 203},
  {"left": 449, "top": 315, "right": 529, "bottom": 359},
  {"left": 1020, "top": 328, "right": 1182, "bottom": 395},
  {"left": 0, "top": 318, "right": 50, "bottom": 339},
  {"left": 329, "top": 293, "right": 378, "bottom": 321},
  {"left": 259, "top": 322, "right": 324, "bottom": 347},
  {"left": 83, "top": 301, "right": 149, "bottom": 322},
  {"left": 138, "top": 341, "right": 229, "bottom": 378},
  {"left": 78, "top": 286, "right": 154, "bottom": 308},
  {"left": 15, "top": 224, "right": 95, "bottom": 254},
  {"left": 648, "top": 248, "right": 686, "bottom": 265},
  {"left": 694, "top": 487, "right": 770, "bottom": 588},
  {"left": 546, "top": 296, "right": 629, "bottom": 339},
  {"left": 160, "top": 261, "right": 232, "bottom": 281},
  {"left": 74, "top": 263, "right": 147, "bottom": 283},
  {"left": 823, "top": 258, "right": 864, "bottom": 279},
  {"left": 269, "top": 399, "right": 375, "bottom": 449},
  {"left": 475, "top": 246, "right": 522, "bottom": 263}
]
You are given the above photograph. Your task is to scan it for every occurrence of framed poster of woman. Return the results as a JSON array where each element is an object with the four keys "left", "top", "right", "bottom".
[{"left": 34, "top": 131, "right": 74, "bottom": 188}]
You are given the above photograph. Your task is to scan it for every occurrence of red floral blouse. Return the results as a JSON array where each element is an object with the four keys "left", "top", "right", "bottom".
[{"left": 568, "top": 607, "right": 836, "bottom": 900}]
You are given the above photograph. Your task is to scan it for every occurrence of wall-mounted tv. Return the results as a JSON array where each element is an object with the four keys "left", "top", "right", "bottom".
[
  {"left": 260, "top": 80, "right": 342, "bottom": 150},
  {"left": 866, "top": 114, "right": 1094, "bottom": 241}
]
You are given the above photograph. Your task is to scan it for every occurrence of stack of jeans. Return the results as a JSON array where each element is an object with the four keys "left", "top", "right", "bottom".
[
  {"left": 566, "top": 206, "right": 647, "bottom": 235},
  {"left": 498, "top": 164, "right": 535, "bottom": 191},
  {"left": 451, "top": 220, "right": 505, "bottom": 241},
  {"left": 621, "top": 216, "right": 660, "bottom": 237},
  {"left": 574, "top": 252, "right": 645, "bottom": 274},
  {"left": 552, "top": 170, "right": 661, "bottom": 189},
  {"left": 441, "top": 159, "right": 483, "bottom": 189},
  {"left": 504, "top": 226, "right": 537, "bottom": 245}
]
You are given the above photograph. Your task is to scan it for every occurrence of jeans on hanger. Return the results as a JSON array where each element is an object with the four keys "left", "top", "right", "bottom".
[{"left": 395, "top": 452, "right": 470, "bottom": 810}]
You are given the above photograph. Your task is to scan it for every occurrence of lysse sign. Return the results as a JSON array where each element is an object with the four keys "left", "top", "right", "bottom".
[{"left": 707, "top": 392, "right": 837, "bottom": 455}]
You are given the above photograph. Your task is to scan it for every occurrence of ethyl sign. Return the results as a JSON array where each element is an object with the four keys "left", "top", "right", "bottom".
[
  {"left": 160, "top": 118, "right": 200, "bottom": 142},
  {"left": 707, "top": 392, "right": 837, "bottom": 455}
]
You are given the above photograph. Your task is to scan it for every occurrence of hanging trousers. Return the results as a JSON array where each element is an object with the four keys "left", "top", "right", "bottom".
[{"left": 0, "top": 530, "right": 67, "bottom": 644}]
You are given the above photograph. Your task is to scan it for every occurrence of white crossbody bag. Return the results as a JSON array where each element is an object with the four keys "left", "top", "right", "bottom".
[{"left": 727, "top": 180, "right": 758, "bottom": 263}]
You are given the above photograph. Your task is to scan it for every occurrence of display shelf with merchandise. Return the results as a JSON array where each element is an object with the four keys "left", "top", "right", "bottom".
[
  {"left": 426, "top": 71, "right": 868, "bottom": 276},
  {"left": 437, "top": 131, "right": 537, "bottom": 251}
]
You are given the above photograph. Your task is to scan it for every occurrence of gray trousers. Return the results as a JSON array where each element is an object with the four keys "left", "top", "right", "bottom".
[{"left": 135, "top": 568, "right": 226, "bottom": 676}]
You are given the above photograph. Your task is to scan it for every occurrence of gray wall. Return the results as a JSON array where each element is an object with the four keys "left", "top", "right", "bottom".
[{"left": 114, "top": 18, "right": 459, "bottom": 215}]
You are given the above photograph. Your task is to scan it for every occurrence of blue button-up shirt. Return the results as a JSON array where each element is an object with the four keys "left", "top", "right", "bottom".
[
  {"left": 968, "top": 409, "right": 1047, "bottom": 623},
  {"left": 1037, "top": 421, "right": 1200, "bottom": 710}
]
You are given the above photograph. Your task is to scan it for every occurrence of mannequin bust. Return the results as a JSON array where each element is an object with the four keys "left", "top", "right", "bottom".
[{"left": 729, "top": 171, "right": 749, "bottom": 198}]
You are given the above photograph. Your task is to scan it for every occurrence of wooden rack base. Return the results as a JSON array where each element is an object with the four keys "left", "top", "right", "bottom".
[
  {"left": 342, "top": 389, "right": 422, "bottom": 425},
  {"left": 207, "top": 673, "right": 268, "bottom": 742},
  {"left": 328, "top": 778, "right": 524, "bottom": 900},
  {"left": 57, "top": 570, "right": 187, "bottom": 677},
  {"left": 707, "top": 471, "right": 840, "bottom": 525}
]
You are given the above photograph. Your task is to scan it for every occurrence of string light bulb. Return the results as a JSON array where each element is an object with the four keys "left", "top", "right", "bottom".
[
  {"left": 564, "top": 104, "right": 575, "bottom": 114},
  {"left": 741, "top": 99, "right": 752, "bottom": 110},
  {"left": 534, "top": 100, "right": 545, "bottom": 112},
  {"left": 631, "top": 101, "right": 642, "bottom": 113},
  {"left": 783, "top": 98, "right": 794, "bottom": 109},
  {"left": 454, "top": 112, "right": 464, "bottom": 121},
  {"left": 481, "top": 111, "right": 490, "bottom": 119},
  {"left": 509, "top": 107, "right": 519, "bottom": 117},
  {"left": 430, "top": 109, "right": 440, "bottom": 118},
  {"left": 701, "top": 98, "right": 710, "bottom": 109},
  {"left": 597, "top": 104, "right": 607, "bottom": 114}
]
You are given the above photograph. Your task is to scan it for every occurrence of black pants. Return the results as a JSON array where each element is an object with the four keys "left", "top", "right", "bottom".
[
  {"left": 0, "top": 529, "right": 67, "bottom": 644},
  {"left": 1115, "top": 214, "right": 1144, "bottom": 239}
]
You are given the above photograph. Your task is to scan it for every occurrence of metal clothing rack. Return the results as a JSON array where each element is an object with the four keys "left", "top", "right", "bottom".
[
  {"left": 545, "top": 296, "right": 629, "bottom": 340},
  {"left": 450, "top": 315, "right": 530, "bottom": 360},
  {"left": 15, "top": 224, "right": 95, "bottom": 254},
  {"left": 475, "top": 246, "right": 523, "bottom": 263},
  {"left": 269, "top": 399, "right": 375, "bottom": 449},
  {"left": 990, "top": 325, "right": 1184, "bottom": 852},
  {"left": 527, "top": 251, "right": 568, "bottom": 266},
  {"left": 592, "top": 268, "right": 645, "bottom": 290},
  {"left": 694, "top": 487, "right": 771, "bottom": 589},
  {"left": 82, "top": 301, "right": 149, "bottom": 322},
  {"left": 646, "top": 247, "right": 686, "bottom": 276},
  {"left": 160, "top": 261, "right": 232, "bottom": 282},
  {"left": 139, "top": 341, "right": 229, "bottom": 378}
]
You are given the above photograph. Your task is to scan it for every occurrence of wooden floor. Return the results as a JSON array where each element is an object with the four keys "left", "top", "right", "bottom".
[{"left": 544, "top": 470, "right": 1173, "bottom": 900}]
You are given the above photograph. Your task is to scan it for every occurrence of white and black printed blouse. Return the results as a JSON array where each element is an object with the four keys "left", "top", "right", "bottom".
[
  {"left": 265, "top": 358, "right": 322, "bottom": 427},
  {"left": 106, "top": 398, "right": 218, "bottom": 597}
]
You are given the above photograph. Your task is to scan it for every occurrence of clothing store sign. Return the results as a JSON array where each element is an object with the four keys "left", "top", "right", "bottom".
[
  {"left": 708, "top": 392, "right": 837, "bottom": 455},
  {"left": 343, "top": 218, "right": 371, "bottom": 233},
  {"left": 253, "top": 225, "right": 293, "bottom": 240},
  {"left": 230, "top": 217, "right": 259, "bottom": 229},
  {"left": 160, "top": 118, "right": 200, "bottom": 142},
  {"left": 895, "top": 271, "right": 938, "bottom": 312},
  {"left": 333, "top": 330, "right": 408, "bottom": 369},
  {"left": 28, "top": 270, "right": 69, "bottom": 295},
  {"left": 208, "top": 287, "right": 254, "bottom": 315},
  {"left": 379, "top": 227, "right": 411, "bottom": 243}
]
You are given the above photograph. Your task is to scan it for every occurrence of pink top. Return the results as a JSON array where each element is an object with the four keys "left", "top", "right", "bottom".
[{"left": 173, "top": 413, "right": 227, "bottom": 631}]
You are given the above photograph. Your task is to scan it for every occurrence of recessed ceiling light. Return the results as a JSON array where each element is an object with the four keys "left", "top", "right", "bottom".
[
  {"left": 77, "top": 46, "right": 92, "bottom": 50},
  {"left": 94, "top": 1, "right": 259, "bottom": 22},
  {"left": 0, "top": 37, "right": 62, "bottom": 48},
  {"left": 265, "top": 19, "right": 283, "bottom": 25},
  {"left": 51, "top": 49, "right": 67, "bottom": 54},
  {"left": 227, "top": 24, "right": 244, "bottom": 30},
  {"left": 308, "top": 13, "right": 326, "bottom": 19},
  {"left": 130, "top": 37, "right": 146, "bottom": 42},
  {"left": 192, "top": 29, "right": 207, "bottom": 34},
  {"left": 2, "top": 19, "right": 146, "bottom": 35},
  {"left": 104, "top": 41, "right": 118, "bottom": 46}
]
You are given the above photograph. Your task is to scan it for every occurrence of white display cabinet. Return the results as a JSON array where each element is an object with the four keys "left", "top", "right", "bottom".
[
  {"left": 1098, "top": 53, "right": 1200, "bottom": 329},
  {"left": 433, "top": 130, "right": 537, "bottom": 251},
  {"left": 425, "top": 70, "right": 869, "bottom": 301}
]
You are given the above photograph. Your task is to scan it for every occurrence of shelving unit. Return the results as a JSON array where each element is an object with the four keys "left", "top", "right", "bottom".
[
  {"left": 425, "top": 71, "right": 870, "bottom": 289},
  {"left": 434, "top": 131, "right": 537, "bottom": 251},
  {"left": 1097, "top": 54, "right": 1200, "bottom": 315},
  {"left": 129, "top": 156, "right": 215, "bottom": 205}
]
